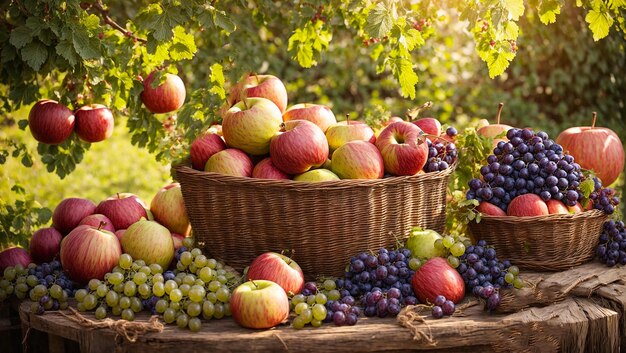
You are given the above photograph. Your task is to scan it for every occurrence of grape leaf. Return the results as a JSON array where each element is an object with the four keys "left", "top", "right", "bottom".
[
  {"left": 504, "top": 21, "right": 519, "bottom": 39},
  {"left": 365, "top": 2, "right": 394, "bottom": 38},
  {"left": 538, "top": 0, "right": 562, "bottom": 25},
  {"left": 21, "top": 41, "right": 48, "bottom": 71},
  {"left": 504, "top": 0, "right": 525, "bottom": 21},
  {"left": 72, "top": 31, "right": 100, "bottom": 60},
  {"left": 487, "top": 51, "right": 514, "bottom": 78},
  {"left": 586, "top": 9, "right": 614, "bottom": 41},
  {"left": 390, "top": 56, "right": 418, "bottom": 99},
  {"left": 56, "top": 40, "right": 78, "bottom": 67},
  {"left": 579, "top": 179, "right": 595, "bottom": 198},
  {"left": 9, "top": 26, "right": 33, "bottom": 50},
  {"left": 169, "top": 26, "right": 197, "bottom": 61},
  {"left": 209, "top": 63, "right": 226, "bottom": 99},
  {"left": 214, "top": 10, "right": 236, "bottom": 33}
]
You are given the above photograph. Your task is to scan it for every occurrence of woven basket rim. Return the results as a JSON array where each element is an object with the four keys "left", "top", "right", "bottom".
[
  {"left": 476, "top": 209, "right": 605, "bottom": 223},
  {"left": 174, "top": 160, "right": 457, "bottom": 190}
]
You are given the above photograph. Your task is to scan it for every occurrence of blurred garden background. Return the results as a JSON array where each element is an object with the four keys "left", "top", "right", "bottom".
[{"left": 1, "top": 1, "right": 624, "bottom": 247}]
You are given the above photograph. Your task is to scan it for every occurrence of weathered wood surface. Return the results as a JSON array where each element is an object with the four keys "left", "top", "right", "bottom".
[{"left": 18, "top": 262, "right": 626, "bottom": 353}]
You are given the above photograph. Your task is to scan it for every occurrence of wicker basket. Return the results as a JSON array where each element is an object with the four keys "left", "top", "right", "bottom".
[
  {"left": 468, "top": 209, "right": 607, "bottom": 271},
  {"left": 174, "top": 163, "right": 456, "bottom": 278}
]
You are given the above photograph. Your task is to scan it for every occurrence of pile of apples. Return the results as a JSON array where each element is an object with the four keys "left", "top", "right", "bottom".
[
  {"left": 1, "top": 183, "right": 191, "bottom": 284},
  {"left": 188, "top": 74, "right": 455, "bottom": 181}
]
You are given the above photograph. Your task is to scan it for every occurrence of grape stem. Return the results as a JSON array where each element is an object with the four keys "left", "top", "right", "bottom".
[
  {"left": 591, "top": 112, "right": 597, "bottom": 129},
  {"left": 495, "top": 102, "right": 504, "bottom": 125}
]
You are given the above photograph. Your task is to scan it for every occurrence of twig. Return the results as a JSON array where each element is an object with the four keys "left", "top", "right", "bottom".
[{"left": 93, "top": 0, "right": 146, "bottom": 43}]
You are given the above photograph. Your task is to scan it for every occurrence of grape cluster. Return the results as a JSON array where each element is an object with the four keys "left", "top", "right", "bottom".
[
  {"left": 456, "top": 240, "right": 523, "bottom": 310},
  {"left": 75, "top": 245, "right": 241, "bottom": 332},
  {"left": 0, "top": 260, "right": 73, "bottom": 314},
  {"left": 467, "top": 128, "right": 584, "bottom": 212},
  {"left": 431, "top": 294, "right": 456, "bottom": 319},
  {"left": 590, "top": 178, "right": 620, "bottom": 214},
  {"left": 290, "top": 282, "right": 331, "bottom": 328},
  {"left": 596, "top": 220, "right": 626, "bottom": 266},
  {"left": 424, "top": 127, "right": 458, "bottom": 173},
  {"left": 340, "top": 247, "right": 418, "bottom": 319},
  {"left": 434, "top": 234, "right": 471, "bottom": 269}
]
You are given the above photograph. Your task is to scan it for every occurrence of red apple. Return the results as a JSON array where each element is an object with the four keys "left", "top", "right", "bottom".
[
  {"left": 204, "top": 148, "right": 253, "bottom": 177},
  {"left": 270, "top": 120, "right": 329, "bottom": 174},
  {"left": 293, "top": 169, "right": 340, "bottom": 182},
  {"left": 150, "top": 183, "right": 191, "bottom": 236},
  {"left": 95, "top": 193, "right": 148, "bottom": 230},
  {"left": 115, "top": 229, "right": 126, "bottom": 242},
  {"left": 331, "top": 140, "right": 384, "bottom": 179},
  {"left": 78, "top": 214, "right": 115, "bottom": 233},
  {"left": 227, "top": 74, "right": 288, "bottom": 113},
  {"left": 412, "top": 257, "right": 465, "bottom": 304},
  {"left": 190, "top": 132, "right": 226, "bottom": 170},
  {"left": 556, "top": 112, "right": 625, "bottom": 186},
  {"left": 74, "top": 104, "right": 114, "bottom": 142},
  {"left": 30, "top": 227, "right": 63, "bottom": 264},
  {"left": 376, "top": 121, "right": 429, "bottom": 176},
  {"left": 546, "top": 199, "right": 569, "bottom": 215},
  {"left": 0, "top": 247, "right": 32, "bottom": 272},
  {"left": 222, "top": 97, "right": 283, "bottom": 155},
  {"left": 121, "top": 220, "right": 174, "bottom": 268},
  {"left": 282, "top": 103, "right": 337, "bottom": 133},
  {"left": 52, "top": 197, "right": 97, "bottom": 235},
  {"left": 28, "top": 99, "right": 75, "bottom": 144},
  {"left": 476, "top": 201, "right": 506, "bottom": 216},
  {"left": 246, "top": 252, "right": 305, "bottom": 295},
  {"left": 230, "top": 280, "right": 290, "bottom": 329},
  {"left": 325, "top": 120, "right": 376, "bottom": 155},
  {"left": 507, "top": 194, "right": 549, "bottom": 217},
  {"left": 141, "top": 71, "right": 186, "bottom": 114},
  {"left": 568, "top": 202, "right": 584, "bottom": 214},
  {"left": 171, "top": 233, "right": 185, "bottom": 250},
  {"left": 476, "top": 103, "right": 513, "bottom": 140},
  {"left": 60, "top": 223, "right": 122, "bottom": 284},
  {"left": 412, "top": 117, "right": 441, "bottom": 138},
  {"left": 252, "top": 157, "right": 291, "bottom": 179}
]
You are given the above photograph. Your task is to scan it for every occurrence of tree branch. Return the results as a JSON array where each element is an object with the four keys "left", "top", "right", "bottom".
[{"left": 93, "top": 0, "right": 146, "bottom": 43}]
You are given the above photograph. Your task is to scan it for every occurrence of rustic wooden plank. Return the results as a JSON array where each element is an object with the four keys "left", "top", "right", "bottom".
[
  {"left": 48, "top": 334, "right": 66, "bottom": 353},
  {"left": 592, "top": 282, "right": 626, "bottom": 352}
]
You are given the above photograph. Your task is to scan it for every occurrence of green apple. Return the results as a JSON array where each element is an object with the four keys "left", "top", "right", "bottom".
[
  {"left": 121, "top": 220, "right": 174, "bottom": 269},
  {"left": 294, "top": 169, "right": 340, "bottom": 182},
  {"left": 405, "top": 228, "right": 445, "bottom": 259},
  {"left": 230, "top": 280, "right": 290, "bottom": 329}
]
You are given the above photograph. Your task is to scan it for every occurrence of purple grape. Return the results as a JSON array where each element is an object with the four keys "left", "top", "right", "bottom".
[
  {"left": 431, "top": 306, "right": 444, "bottom": 319},
  {"left": 345, "top": 313, "right": 358, "bottom": 325},
  {"left": 442, "top": 300, "right": 455, "bottom": 315},
  {"left": 364, "top": 306, "right": 377, "bottom": 317},
  {"left": 433, "top": 295, "right": 446, "bottom": 306},
  {"left": 486, "top": 293, "right": 501, "bottom": 311},
  {"left": 333, "top": 311, "right": 346, "bottom": 325}
]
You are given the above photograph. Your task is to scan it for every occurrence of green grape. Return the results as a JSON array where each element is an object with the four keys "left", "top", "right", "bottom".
[
  {"left": 188, "top": 317, "right": 201, "bottom": 332},
  {"left": 152, "top": 273, "right": 164, "bottom": 284},
  {"left": 15, "top": 290, "right": 26, "bottom": 300},
  {"left": 138, "top": 283, "right": 151, "bottom": 297},
  {"left": 292, "top": 294, "right": 306, "bottom": 305},
  {"left": 43, "top": 299, "right": 54, "bottom": 310},
  {"left": 194, "top": 279, "right": 205, "bottom": 287},
  {"left": 5, "top": 285, "right": 14, "bottom": 295},
  {"left": 213, "top": 303, "right": 225, "bottom": 319},
  {"left": 95, "top": 306, "right": 107, "bottom": 320},
  {"left": 0, "top": 279, "right": 10, "bottom": 288},
  {"left": 312, "top": 304, "right": 327, "bottom": 321},
  {"left": 434, "top": 239, "right": 445, "bottom": 251},
  {"left": 179, "top": 284, "right": 190, "bottom": 296},
  {"left": 187, "top": 302, "right": 202, "bottom": 317},
  {"left": 33, "top": 284, "right": 48, "bottom": 297},
  {"left": 83, "top": 294, "right": 97, "bottom": 310},
  {"left": 188, "top": 263, "right": 198, "bottom": 274},
  {"left": 409, "top": 257, "right": 421, "bottom": 271},
  {"left": 176, "top": 313, "right": 189, "bottom": 328},
  {"left": 183, "top": 275, "right": 196, "bottom": 285},
  {"left": 180, "top": 252, "right": 193, "bottom": 266},
  {"left": 29, "top": 302, "right": 39, "bottom": 313},
  {"left": 170, "top": 289, "right": 183, "bottom": 302},
  {"left": 130, "top": 297, "right": 143, "bottom": 312},
  {"left": 26, "top": 275, "right": 38, "bottom": 287},
  {"left": 198, "top": 267, "right": 214, "bottom": 282},
  {"left": 16, "top": 276, "right": 26, "bottom": 284},
  {"left": 124, "top": 281, "right": 137, "bottom": 297},
  {"left": 88, "top": 279, "right": 102, "bottom": 291},
  {"left": 513, "top": 277, "right": 524, "bottom": 289},
  {"left": 76, "top": 302, "right": 86, "bottom": 312},
  {"left": 182, "top": 237, "right": 195, "bottom": 248},
  {"left": 194, "top": 255, "right": 208, "bottom": 268},
  {"left": 133, "top": 272, "right": 148, "bottom": 285},
  {"left": 169, "top": 302, "right": 181, "bottom": 311},
  {"left": 119, "top": 296, "right": 131, "bottom": 309},
  {"left": 96, "top": 284, "right": 108, "bottom": 298},
  {"left": 504, "top": 272, "right": 515, "bottom": 284},
  {"left": 139, "top": 266, "right": 151, "bottom": 276},
  {"left": 216, "top": 275, "right": 227, "bottom": 284},
  {"left": 0, "top": 289, "right": 7, "bottom": 302},
  {"left": 189, "top": 285, "right": 206, "bottom": 303},
  {"left": 216, "top": 262, "right": 224, "bottom": 270},
  {"left": 75, "top": 288, "right": 88, "bottom": 302},
  {"left": 294, "top": 302, "right": 308, "bottom": 315},
  {"left": 111, "top": 266, "right": 123, "bottom": 274},
  {"left": 3, "top": 267, "right": 16, "bottom": 281},
  {"left": 153, "top": 282, "right": 165, "bottom": 297},
  {"left": 306, "top": 295, "right": 316, "bottom": 306},
  {"left": 206, "top": 258, "right": 217, "bottom": 269},
  {"left": 164, "top": 280, "right": 178, "bottom": 294},
  {"left": 108, "top": 272, "right": 124, "bottom": 285},
  {"left": 462, "top": 238, "right": 473, "bottom": 248},
  {"left": 106, "top": 291, "right": 120, "bottom": 307},
  {"left": 300, "top": 308, "right": 313, "bottom": 323},
  {"left": 163, "top": 308, "right": 177, "bottom": 323},
  {"left": 173, "top": 276, "right": 183, "bottom": 286},
  {"left": 216, "top": 287, "right": 230, "bottom": 303},
  {"left": 150, "top": 264, "right": 163, "bottom": 274},
  {"left": 59, "top": 302, "right": 69, "bottom": 310},
  {"left": 60, "top": 290, "right": 69, "bottom": 303},
  {"left": 450, "top": 242, "right": 466, "bottom": 257},
  {"left": 156, "top": 299, "right": 168, "bottom": 313},
  {"left": 205, "top": 292, "right": 217, "bottom": 303},
  {"left": 176, "top": 262, "right": 186, "bottom": 272},
  {"left": 15, "top": 283, "right": 29, "bottom": 293},
  {"left": 442, "top": 236, "right": 455, "bottom": 248},
  {"left": 111, "top": 305, "right": 122, "bottom": 316},
  {"left": 223, "top": 304, "right": 231, "bottom": 317},
  {"left": 323, "top": 279, "right": 336, "bottom": 291},
  {"left": 121, "top": 308, "right": 135, "bottom": 321},
  {"left": 119, "top": 254, "right": 133, "bottom": 269},
  {"left": 202, "top": 301, "right": 215, "bottom": 318},
  {"left": 327, "top": 289, "right": 341, "bottom": 301},
  {"left": 292, "top": 316, "right": 306, "bottom": 329},
  {"left": 113, "top": 283, "right": 124, "bottom": 293},
  {"left": 508, "top": 265, "right": 520, "bottom": 276},
  {"left": 190, "top": 248, "right": 202, "bottom": 257},
  {"left": 447, "top": 256, "right": 460, "bottom": 268},
  {"left": 208, "top": 280, "right": 221, "bottom": 293},
  {"left": 51, "top": 285, "right": 64, "bottom": 299},
  {"left": 311, "top": 319, "right": 322, "bottom": 327}
]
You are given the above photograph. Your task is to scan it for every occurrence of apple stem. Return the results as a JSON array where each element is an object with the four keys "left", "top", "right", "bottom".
[
  {"left": 591, "top": 112, "right": 597, "bottom": 129},
  {"left": 250, "top": 279, "right": 258, "bottom": 288},
  {"left": 495, "top": 102, "right": 504, "bottom": 125},
  {"left": 97, "top": 221, "right": 105, "bottom": 231},
  {"left": 242, "top": 98, "right": 249, "bottom": 110},
  {"left": 345, "top": 113, "right": 350, "bottom": 125}
]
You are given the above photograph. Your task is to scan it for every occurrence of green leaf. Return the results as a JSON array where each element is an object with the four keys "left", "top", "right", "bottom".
[
  {"left": 18, "top": 119, "right": 28, "bottom": 130},
  {"left": 21, "top": 41, "right": 48, "bottom": 71},
  {"left": 10, "top": 26, "right": 33, "bottom": 50},
  {"left": 82, "top": 14, "right": 101, "bottom": 32},
  {"left": 21, "top": 154, "right": 33, "bottom": 167},
  {"left": 209, "top": 63, "right": 226, "bottom": 99},
  {"left": 586, "top": 9, "right": 613, "bottom": 41},
  {"left": 26, "top": 17, "right": 45, "bottom": 36},
  {"left": 487, "top": 51, "right": 514, "bottom": 78},
  {"left": 504, "top": 0, "right": 525, "bottom": 20},
  {"left": 37, "top": 208, "right": 52, "bottom": 224},
  {"left": 538, "top": 0, "right": 562, "bottom": 24},
  {"left": 169, "top": 26, "right": 197, "bottom": 61},
  {"left": 503, "top": 21, "right": 519, "bottom": 39},
  {"left": 390, "top": 57, "right": 418, "bottom": 99},
  {"left": 579, "top": 179, "right": 595, "bottom": 198},
  {"left": 214, "top": 10, "right": 236, "bottom": 33},
  {"left": 56, "top": 40, "right": 78, "bottom": 67},
  {"left": 72, "top": 31, "right": 100, "bottom": 59},
  {"left": 152, "top": 13, "right": 174, "bottom": 41},
  {"left": 365, "top": 2, "right": 394, "bottom": 38}
]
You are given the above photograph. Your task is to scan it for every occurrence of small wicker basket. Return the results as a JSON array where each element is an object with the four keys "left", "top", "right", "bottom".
[
  {"left": 468, "top": 209, "right": 607, "bottom": 271},
  {"left": 174, "top": 163, "right": 456, "bottom": 278}
]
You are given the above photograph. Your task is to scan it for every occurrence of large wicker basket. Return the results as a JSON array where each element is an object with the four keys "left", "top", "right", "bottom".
[
  {"left": 468, "top": 209, "right": 607, "bottom": 271},
  {"left": 174, "top": 163, "right": 456, "bottom": 278}
]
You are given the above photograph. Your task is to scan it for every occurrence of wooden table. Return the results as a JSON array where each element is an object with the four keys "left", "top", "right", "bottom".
[{"left": 17, "top": 262, "right": 626, "bottom": 353}]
